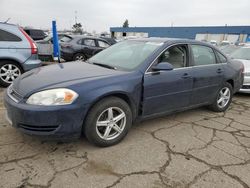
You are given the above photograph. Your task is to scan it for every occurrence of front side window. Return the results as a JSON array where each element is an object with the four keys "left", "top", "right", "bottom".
[
  {"left": 191, "top": 45, "right": 216, "bottom": 66},
  {"left": 0, "top": 29, "right": 21, "bottom": 42},
  {"left": 157, "top": 45, "right": 187, "bottom": 69},
  {"left": 83, "top": 39, "right": 96, "bottom": 47},
  {"left": 215, "top": 51, "right": 227, "bottom": 63},
  {"left": 98, "top": 40, "right": 110, "bottom": 48}
]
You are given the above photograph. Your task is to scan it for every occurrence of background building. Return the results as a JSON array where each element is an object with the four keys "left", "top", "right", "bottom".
[{"left": 110, "top": 26, "right": 250, "bottom": 43}]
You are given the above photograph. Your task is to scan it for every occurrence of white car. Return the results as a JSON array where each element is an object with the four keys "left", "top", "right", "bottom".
[
  {"left": 230, "top": 46, "right": 250, "bottom": 93},
  {"left": 210, "top": 40, "right": 218, "bottom": 46}
]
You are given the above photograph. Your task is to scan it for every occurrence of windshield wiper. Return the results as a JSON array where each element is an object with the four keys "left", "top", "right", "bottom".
[{"left": 92, "top": 62, "right": 117, "bottom": 70}]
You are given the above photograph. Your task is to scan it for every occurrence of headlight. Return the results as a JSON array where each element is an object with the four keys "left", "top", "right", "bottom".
[{"left": 26, "top": 88, "right": 78, "bottom": 106}]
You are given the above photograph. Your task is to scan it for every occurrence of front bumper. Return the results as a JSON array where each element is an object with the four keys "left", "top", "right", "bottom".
[
  {"left": 4, "top": 91, "right": 87, "bottom": 139},
  {"left": 239, "top": 75, "right": 250, "bottom": 94}
]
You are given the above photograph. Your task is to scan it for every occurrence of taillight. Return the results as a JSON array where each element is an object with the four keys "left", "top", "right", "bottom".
[
  {"left": 19, "top": 27, "right": 38, "bottom": 54},
  {"left": 240, "top": 63, "right": 245, "bottom": 73}
]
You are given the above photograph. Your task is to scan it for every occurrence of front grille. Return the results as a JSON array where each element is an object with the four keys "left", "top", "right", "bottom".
[
  {"left": 18, "top": 124, "right": 59, "bottom": 132},
  {"left": 242, "top": 85, "right": 250, "bottom": 89},
  {"left": 7, "top": 86, "right": 22, "bottom": 102}
]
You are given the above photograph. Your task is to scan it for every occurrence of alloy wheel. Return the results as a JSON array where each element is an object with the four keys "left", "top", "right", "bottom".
[
  {"left": 0, "top": 64, "right": 21, "bottom": 84},
  {"left": 217, "top": 87, "right": 230, "bottom": 108},
  {"left": 96, "top": 107, "right": 126, "bottom": 141},
  {"left": 75, "top": 55, "right": 85, "bottom": 61}
]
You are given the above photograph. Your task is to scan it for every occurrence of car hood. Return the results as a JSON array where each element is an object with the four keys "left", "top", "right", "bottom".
[
  {"left": 13, "top": 62, "right": 126, "bottom": 97},
  {"left": 234, "top": 59, "right": 250, "bottom": 72}
]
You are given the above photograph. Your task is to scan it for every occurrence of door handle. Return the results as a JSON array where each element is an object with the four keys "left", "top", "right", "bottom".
[
  {"left": 217, "top": 68, "right": 223, "bottom": 73},
  {"left": 182, "top": 73, "right": 191, "bottom": 79}
]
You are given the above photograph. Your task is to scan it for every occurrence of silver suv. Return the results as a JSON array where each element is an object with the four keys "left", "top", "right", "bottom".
[{"left": 0, "top": 23, "right": 41, "bottom": 86}]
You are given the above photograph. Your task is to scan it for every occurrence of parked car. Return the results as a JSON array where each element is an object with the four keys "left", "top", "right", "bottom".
[
  {"left": 219, "top": 45, "right": 240, "bottom": 56},
  {"left": 24, "top": 28, "right": 47, "bottom": 41},
  {"left": 36, "top": 34, "right": 72, "bottom": 61},
  {"left": 0, "top": 23, "right": 42, "bottom": 86},
  {"left": 210, "top": 40, "right": 218, "bottom": 46},
  {"left": 220, "top": 40, "right": 230, "bottom": 46},
  {"left": 36, "top": 33, "right": 73, "bottom": 44},
  {"left": 60, "top": 36, "right": 114, "bottom": 61},
  {"left": 230, "top": 46, "right": 250, "bottom": 93},
  {"left": 4, "top": 38, "right": 244, "bottom": 147}
]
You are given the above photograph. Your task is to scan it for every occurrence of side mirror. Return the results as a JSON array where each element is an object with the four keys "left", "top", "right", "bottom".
[{"left": 152, "top": 62, "right": 174, "bottom": 71}]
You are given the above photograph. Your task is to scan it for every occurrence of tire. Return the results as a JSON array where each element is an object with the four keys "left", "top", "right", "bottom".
[
  {"left": 208, "top": 82, "right": 233, "bottom": 112},
  {"left": 73, "top": 53, "right": 86, "bottom": 61},
  {"left": 84, "top": 97, "right": 132, "bottom": 147},
  {"left": 0, "top": 61, "right": 23, "bottom": 87}
]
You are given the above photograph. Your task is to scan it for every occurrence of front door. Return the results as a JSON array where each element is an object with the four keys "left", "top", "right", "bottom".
[{"left": 143, "top": 44, "right": 193, "bottom": 116}]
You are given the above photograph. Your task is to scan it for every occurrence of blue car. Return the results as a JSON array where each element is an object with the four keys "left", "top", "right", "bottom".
[{"left": 4, "top": 38, "right": 244, "bottom": 147}]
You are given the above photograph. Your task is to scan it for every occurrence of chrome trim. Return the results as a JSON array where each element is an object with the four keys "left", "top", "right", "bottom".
[{"left": 145, "top": 63, "right": 227, "bottom": 75}]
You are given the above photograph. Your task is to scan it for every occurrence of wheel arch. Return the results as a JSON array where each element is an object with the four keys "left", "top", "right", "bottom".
[
  {"left": 226, "top": 79, "right": 234, "bottom": 89},
  {"left": 0, "top": 58, "right": 24, "bottom": 72},
  {"left": 83, "top": 91, "right": 137, "bottom": 127}
]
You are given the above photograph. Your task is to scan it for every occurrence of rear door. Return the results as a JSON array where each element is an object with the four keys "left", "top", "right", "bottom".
[
  {"left": 95, "top": 40, "right": 111, "bottom": 54},
  {"left": 189, "top": 44, "right": 223, "bottom": 105},
  {"left": 143, "top": 44, "right": 193, "bottom": 116},
  {"left": 81, "top": 38, "right": 99, "bottom": 58}
]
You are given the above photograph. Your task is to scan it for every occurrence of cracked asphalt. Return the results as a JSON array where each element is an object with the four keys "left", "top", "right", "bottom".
[{"left": 0, "top": 88, "right": 250, "bottom": 188}]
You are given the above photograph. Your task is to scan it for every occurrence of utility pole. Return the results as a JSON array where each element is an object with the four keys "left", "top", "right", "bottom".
[{"left": 75, "top": 11, "right": 78, "bottom": 24}]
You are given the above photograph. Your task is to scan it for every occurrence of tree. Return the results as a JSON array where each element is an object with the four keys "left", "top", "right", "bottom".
[
  {"left": 72, "top": 23, "right": 83, "bottom": 34},
  {"left": 123, "top": 19, "right": 129, "bottom": 28}
]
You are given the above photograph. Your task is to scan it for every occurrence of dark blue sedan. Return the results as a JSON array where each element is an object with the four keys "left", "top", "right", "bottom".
[{"left": 4, "top": 38, "right": 244, "bottom": 147}]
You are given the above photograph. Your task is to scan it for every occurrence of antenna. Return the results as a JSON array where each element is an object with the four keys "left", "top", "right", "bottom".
[{"left": 4, "top": 18, "right": 11, "bottom": 23}]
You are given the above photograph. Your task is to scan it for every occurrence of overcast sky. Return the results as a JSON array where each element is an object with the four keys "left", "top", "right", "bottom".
[{"left": 1, "top": 0, "right": 250, "bottom": 32}]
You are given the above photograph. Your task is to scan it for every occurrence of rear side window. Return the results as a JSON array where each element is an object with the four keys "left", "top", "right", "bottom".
[
  {"left": 0, "top": 29, "right": 21, "bottom": 42},
  {"left": 215, "top": 51, "right": 227, "bottom": 63},
  {"left": 191, "top": 45, "right": 216, "bottom": 66}
]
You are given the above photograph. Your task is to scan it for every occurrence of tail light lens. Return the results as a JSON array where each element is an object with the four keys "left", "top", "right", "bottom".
[
  {"left": 19, "top": 27, "right": 38, "bottom": 54},
  {"left": 240, "top": 63, "right": 245, "bottom": 73}
]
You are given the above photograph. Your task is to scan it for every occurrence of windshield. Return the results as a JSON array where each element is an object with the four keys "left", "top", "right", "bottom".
[
  {"left": 230, "top": 48, "right": 250, "bottom": 60},
  {"left": 88, "top": 40, "right": 163, "bottom": 71}
]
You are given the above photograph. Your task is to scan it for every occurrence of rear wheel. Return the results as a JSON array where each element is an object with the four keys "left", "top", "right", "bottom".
[
  {"left": 0, "top": 61, "right": 23, "bottom": 87},
  {"left": 73, "top": 53, "right": 86, "bottom": 61},
  {"left": 84, "top": 97, "right": 132, "bottom": 147},
  {"left": 209, "top": 82, "right": 233, "bottom": 112}
]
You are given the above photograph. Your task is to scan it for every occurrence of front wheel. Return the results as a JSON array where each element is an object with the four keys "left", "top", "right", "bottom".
[
  {"left": 209, "top": 83, "right": 233, "bottom": 112},
  {"left": 0, "top": 61, "right": 23, "bottom": 87},
  {"left": 84, "top": 97, "right": 132, "bottom": 147}
]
